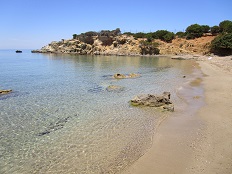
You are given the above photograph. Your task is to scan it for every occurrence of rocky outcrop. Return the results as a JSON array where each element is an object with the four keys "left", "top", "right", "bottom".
[
  {"left": 0, "top": 89, "right": 12, "bottom": 95},
  {"left": 32, "top": 31, "right": 147, "bottom": 56},
  {"left": 32, "top": 29, "right": 216, "bottom": 56},
  {"left": 130, "top": 92, "right": 174, "bottom": 111}
]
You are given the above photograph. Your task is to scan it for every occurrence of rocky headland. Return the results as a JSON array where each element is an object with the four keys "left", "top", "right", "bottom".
[{"left": 32, "top": 29, "right": 216, "bottom": 56}]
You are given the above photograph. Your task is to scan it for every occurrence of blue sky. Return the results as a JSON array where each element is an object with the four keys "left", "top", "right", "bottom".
[{"left": 1, "top": 0, "right": 231, "bottom": 49}]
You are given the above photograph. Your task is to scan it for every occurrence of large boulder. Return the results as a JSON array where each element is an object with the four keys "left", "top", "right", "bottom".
[{"left": 130, "top": 92, "right": 174, "bottom": 111}]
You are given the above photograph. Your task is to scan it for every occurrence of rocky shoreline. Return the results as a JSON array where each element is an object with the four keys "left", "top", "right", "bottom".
[{"left": 32, "top": 34, "right": 144, "bottom": 56}]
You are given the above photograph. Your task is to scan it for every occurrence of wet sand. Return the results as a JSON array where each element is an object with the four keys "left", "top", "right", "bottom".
[{"left": 122, "top": 56, "right": 232, "bottom": 174}]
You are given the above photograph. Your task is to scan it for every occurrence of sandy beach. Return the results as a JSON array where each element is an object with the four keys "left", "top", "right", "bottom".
[{"left": 122, "top": 56, "right": 232, "bottom": 174}]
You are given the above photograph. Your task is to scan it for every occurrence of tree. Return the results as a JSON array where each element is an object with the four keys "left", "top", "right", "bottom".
[
  {"left": 73, "top": 34, "right": 77, "bottom": 39},
  {"left": 154, "top": 30, "right": 175, "bottom": 42},
  {"left": 210, "top": 33, "right": 232, "bottom": 56},
  {"left": 155, "top": 30, "right": 169, "bottom": 40},
  {"left": 210, "top": 26, "right": 221, "bottom": 35},
  {"left": 201, "top": 25, "right": 210, "bottom": 33},
  {"left": 185, "top": 24, "right": 203, "bottom": 39},
  {"left": 134, "top": 32, "right": 146, "bottom": 39},
  {"left": 175, "top": 31, "right": 186, "bottom": 38},
  {"left": 219, "top": 20, "right": 232, "bottom": 33},
  {"left": 163, "top": 32, "right": 175, "bottom": 43}
]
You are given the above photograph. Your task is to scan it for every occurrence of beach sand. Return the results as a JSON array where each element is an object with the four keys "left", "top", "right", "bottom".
[{"left": 122, "top": 56, "right": 232, "bottom": 174}]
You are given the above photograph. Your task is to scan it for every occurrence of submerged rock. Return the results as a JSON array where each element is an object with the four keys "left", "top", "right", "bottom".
[
  {"left": 106, "top": 85, "right": 125, "bottom": 92},
  {"left": 130, "top": 92, "right": 174, "bottom": 111},
  {"left": 113, "top": 73, "right": 140, "bottom": 79},
  {"left": 163, "top": 104, "right": 174, "bottom": 112},
  {"left": 37, "top": 116, "right": 70, "bottom": 136}
]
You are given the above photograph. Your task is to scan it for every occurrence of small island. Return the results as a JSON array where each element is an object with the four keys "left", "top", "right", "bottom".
[{"left": 16, "top": 50, "right": 22, "bottom": 53}]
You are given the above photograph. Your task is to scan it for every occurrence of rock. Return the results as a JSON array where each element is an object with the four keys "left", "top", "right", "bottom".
[
  {"left": 106, "top": 85, "right": 125, "bottom": 92},
  {"left": 128, "top": 73, "right": 141, "bottom": 78},
  {"left": 93, "top": 51, "right": 100, "bottom": 55},
  {"left": 38, "top": 116, "right": 70, "bottom": 136},
  {"left": 0, "top": 89, "right": 12, "bottom": 95},
  {"left": 113, "top": 73, "right": 127, "bottom": 79},
  {"left": 171, "top": 57, "right": 186, "bottom": 60},
  {"left": 113, "top": 73, "right": 140, "bottom": 79},
  {"left": 163, "top": 104, "right": 174, "bottom": 112},
  {"left": 131, "top": 92, "right": 173, "bottom": 111}
]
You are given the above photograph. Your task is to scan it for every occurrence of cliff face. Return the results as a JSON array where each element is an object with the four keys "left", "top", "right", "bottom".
[
  {"left": 33, "top": 34, "right": 216, "bottom": 56},
  {"left": 33, "top": 35, "right": 142, "bottom": 56}
]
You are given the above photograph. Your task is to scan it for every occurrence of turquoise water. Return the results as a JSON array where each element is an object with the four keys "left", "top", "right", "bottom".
[{"left": 0, "top": 50, "right": 201, "bottom": 173}]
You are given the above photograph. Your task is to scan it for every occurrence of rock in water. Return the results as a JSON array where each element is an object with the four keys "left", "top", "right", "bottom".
[
  {"left": 106, "top": 85, "right": 125, "bottom": 92},
  {"left": 0, "top": 89, "right": 12, "bottom": 95},
  {"left": 113, "top": 73, "right": 140, "bottom": 79},
  {"left": 113, "top": 73, "right": 126, "bottom": 79},
  {"left": 130, "top": 92, "right": 174, "bottom": 111}
]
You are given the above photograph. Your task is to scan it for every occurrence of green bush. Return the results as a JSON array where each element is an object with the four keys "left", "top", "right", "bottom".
[
  {"left": 139, "top": 41, "right": 160, "bottom": 55},
  {"left": 163, "top": 32, "right": 175, "bottom": 43},
  {"left": 154, "top": 30, "right": 175, "bottom": 42},
  {"left": 210, "top": 26, "right": 221, "bottom": 35},
  {"left": 219, "top": 20, "right": 232, "bottom": 33},
  {"left": 210, "top": 33, "right": 232, "bottom": 56},
  {"left": 134, "top": 32, "right": 146, "bottom": 39},
  {"left": 73, "top": 34, "right": 77, "bottom": 39},
  {"left": 201, "top": 25, "right": 210, "bottom": 33},
  {"left": 123, "top": 32, "right": 134, "bottom": 36},
  {"left": 175, "top": 31, "right": 186, "bottom": 38},
  {"left": 186, "top": 24, "right": 203, "bottom": 39}
]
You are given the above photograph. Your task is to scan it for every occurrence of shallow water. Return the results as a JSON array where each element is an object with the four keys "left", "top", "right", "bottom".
[{"left": 0, "top": 50, "right": 202, "bottom": 173}]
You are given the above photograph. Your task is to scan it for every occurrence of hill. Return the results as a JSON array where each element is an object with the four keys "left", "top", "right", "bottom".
[{"left": 32, "top": 34, "right": 216, "bottom": 56}]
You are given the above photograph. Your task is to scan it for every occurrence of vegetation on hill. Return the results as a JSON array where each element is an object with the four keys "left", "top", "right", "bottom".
[
  {"left": 34, "top": 19, "right": 232, "bottom": 56},
  {"left": 210, "top": 20, "right": 232, "bottom": 56},
  {"left": 211, "top": 33, "right": 232, "bottom": 56},
  {"left": 139, "top": 40, "right": 160, "bottom": 55}
]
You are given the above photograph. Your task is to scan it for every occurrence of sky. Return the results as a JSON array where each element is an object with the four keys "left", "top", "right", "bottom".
[{"left": 1, "top": 0, "right": 231, "bottom": 49}]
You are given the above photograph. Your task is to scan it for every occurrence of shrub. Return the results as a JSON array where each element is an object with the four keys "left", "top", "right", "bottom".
[
  {"left": 154, "top": 30, "right": 175, "bottom": 42},
  {"left": 155, "top": 30, "right": 169, "bottom": 40},
  {"left": 134, "top": 32, "right": 146, "bottom": 39},
  {"left": 73, "top": 34, "right": 77, "bottom": 39},
  {"left": 210, "top": 33, "right": 232, "bottom": 56},
  {"left": 201, "top": 25, "right": 210, "bottom": 33},
  {"left": 139, "top": 41, "right": 160, "bottom": 55},
  {"left": 123, "top": 32, "right": 134, "bottom": 36},
  {"left": 145, "top": 33, "right": 154, "bottom": 42},
  {"left": 175, "top": 31, "right": 186, "bottom": 38},
  {"left": 185, "top": 24, "right": 203, "bottom": 39},
  {"left": 210, "top": 26, "right": 221, "bottom": 35},
  {"left": 219, "top": 20, "right": 232, "bottom": 33},
  {"left": 84, "top": 31, "right": 98, "bottom": 37},
  {"left": 163, "top": 32, "right": 175, "bottom": 43}
]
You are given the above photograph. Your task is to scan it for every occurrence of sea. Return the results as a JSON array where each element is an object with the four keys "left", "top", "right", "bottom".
[{"left": 0, "top": 50, "right": 204, "bottom": 174}]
